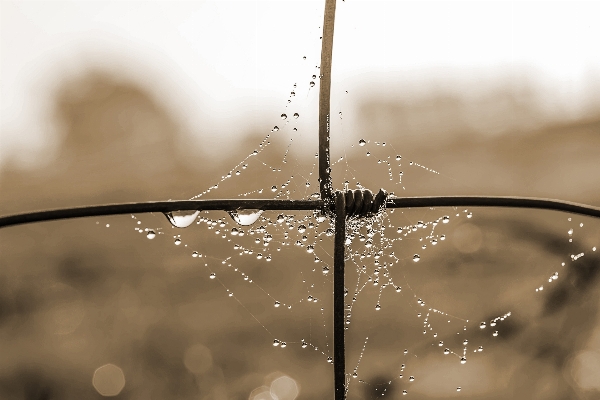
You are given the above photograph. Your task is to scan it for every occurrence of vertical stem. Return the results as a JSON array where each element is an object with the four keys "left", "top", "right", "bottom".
[
  {"left": 319, "top": 0, "right": 336, "bottom": 202},
  {"left": 334, "top": 191, "right": 346, "bottom": 400}
]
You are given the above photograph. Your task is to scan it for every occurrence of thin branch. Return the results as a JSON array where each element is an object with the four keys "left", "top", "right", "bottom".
[
  {"left": 387, "top": 196, "right": 600, "bottom": 219},
  {"left": 319, "top": 0, "right": 336, "bottom": 202},
  {"left": 0, "top": 199, "right": 324, "bottom": 229},
  {"left": 333, "top": 191, "right": 346, "bottom": 400}
]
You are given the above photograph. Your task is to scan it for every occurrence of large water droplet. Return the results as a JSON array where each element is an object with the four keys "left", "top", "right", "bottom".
[
  {"left": 293, "top": 112, "right": 300, "bottom": 118},
  {"left": 165, "top": 210, "right": 200, "bottom": 228},
  {"left": 281, "top": 113, "right": 287, "bottom": 120},
  {"left": 460, "top": 357, "right": 467, "bottom": 364},
  {"left": 228, "top": 209, "right": 263, "bottom": 226},
  {"left": 412, "top": 254, "right": 420, "bottom": 262},
  {"left": 146, "top": 230, "right": 156, "bottom": 239},
  {"left": 358, "top": 139, "right": 366, "bottom": 146},
  {"left": 298, "top": 224, "right": 307, "bottom": 233}
]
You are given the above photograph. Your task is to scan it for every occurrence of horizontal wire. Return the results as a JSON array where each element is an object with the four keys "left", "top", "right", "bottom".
[
  {"left": 1, "top": 196, "right": 599, "bottom": 230},
  {"left": 387, "top": 196, "right": 600, "bottom": 219},
  {"left": 0, "top": 199, "right": 324, "bottom": 229}
]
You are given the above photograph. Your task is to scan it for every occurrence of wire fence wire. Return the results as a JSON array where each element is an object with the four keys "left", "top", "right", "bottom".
[{"left": 1, "top": 0, "right": 599, "bottom": 399}]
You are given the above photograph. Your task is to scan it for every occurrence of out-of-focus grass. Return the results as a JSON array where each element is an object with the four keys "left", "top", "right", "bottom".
[{"left": 0, "top": 70, "right": 599, "bottom": 399}]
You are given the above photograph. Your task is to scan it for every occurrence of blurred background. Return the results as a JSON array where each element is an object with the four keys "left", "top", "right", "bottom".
[{"left": 1, "top": 1, "right": 600, "bottom": 399}]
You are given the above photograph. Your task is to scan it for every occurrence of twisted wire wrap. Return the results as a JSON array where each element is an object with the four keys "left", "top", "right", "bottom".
[{"left": 341, "top": 188, "right": 387, "bottom": 218}]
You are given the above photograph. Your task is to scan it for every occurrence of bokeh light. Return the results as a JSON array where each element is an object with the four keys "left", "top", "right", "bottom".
[
  {"left": 92, "top": 363, "right": 126, "bottom": 397},
  {"left": 183, "top": 343, "right": 213, "bottom": 374},
  {"left": 270, "top": 375, "right": 299, "bottom": 400}
]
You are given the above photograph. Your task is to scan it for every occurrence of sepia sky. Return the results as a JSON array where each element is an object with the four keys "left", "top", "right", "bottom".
[{"left": 2, "top": 0, "right": 600, "bottom": 167}]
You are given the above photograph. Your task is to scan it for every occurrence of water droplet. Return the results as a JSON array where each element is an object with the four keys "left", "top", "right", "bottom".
[
  {"left": 375, "top": 304, "right": 381, "bottom": 311},
  {"left": 174, "top": 238, "right": 182, "bottom": 245},
  {"left": 298, "top": 224, "right": 307, "bottom": 233},
  {"left": 352, "top": 373, "right": 358, "bottom": 378},
  {"left": 480, "top": 322, "right": 486, "bottom": 329},
  {"left": 396, "top": 155, "right": 401, "bottom": 161},
  {"left": 273, "top": 339, "right": 280, "bottom": 346},
  {"left": 442, "top": 215, "right": 450, "bottom": 224},
  {"left": 272, "top": 126, "right": 279, "bottom": 132},
  {"left": 326, "top": 228, "right": 334, "bottom": 236},
  {"left": 192, "top": 251, "right": 199, "bottom": 257},
  {"left": 457, "top": 387, "right": 462, "bottom": 392},
  {"left": 439, "top": 341, "right": 444, "bottom": 346},
  {"left": 274, "top": 301, "right": 280, "bottom": 308},
  {"left": 402, "top": 390, "right": 408, "bottom": 395},
  {"left": 309, "top": 81, "right": 315, "bottom": 87},
  {"left": 568, "top": 228, "right": 574, "bottom": 235},
  {"left": 460, "top": 357, "right": 467, "bottom": 364},
  {"left": 358, "top": 139, "right": 366, "bottom": 146},
  {"left": 467, "top": 212, "right": 473, "bottom": 218},
  {"left": 396, "top": 286, "right": 402, "bottom": 292},
  {"left": 493, "top": 330, "right": 498, "bottom": 337},
  {"left": 478, "top": 346, "right": 483, "bottom": 352},
  {"left": 409, "top": 376, "right": 415, "bottom": 382},
  {"left": 327, "top": 357, "right": 332, "bottom": 363},
  {"left": 412, "top": 254, "right": 420, "bottom": 262},
  {"left": 463, "top": 339, "right": 468, "bottom": 345},
  {"left": 307, "top": 245, "right": 315, "bottom": 253},
  {"left": 277, "top": 214, "right": 285, "bottom": 223},
  {"left": 316, "top": 215, "right": 326, "bottom": 223},
  {"left": 228, "top": 209, "right": 263, "bottom": 226},
  {"left": 301, "top": 341, "right": 308, "bottom": 348},
  {"left": 165, "top": 210, "right": 200, "bottom": 228},
  {"left": 209, "top": 273, "right": 216, "bottom": 279},
  {"left": 146, "top": 230, "right": 156, "bottom": 239},
  {"left": 281, "top": 113, "right": 287, "bottom": 120},
  {"left": 444, "top": 348, "right": 450, "bottom": 355}
]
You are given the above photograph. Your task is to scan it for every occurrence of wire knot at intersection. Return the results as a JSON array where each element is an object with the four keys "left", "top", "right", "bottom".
[{"left": 343, "top": 188, "right": 387, "bottom": 219}]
